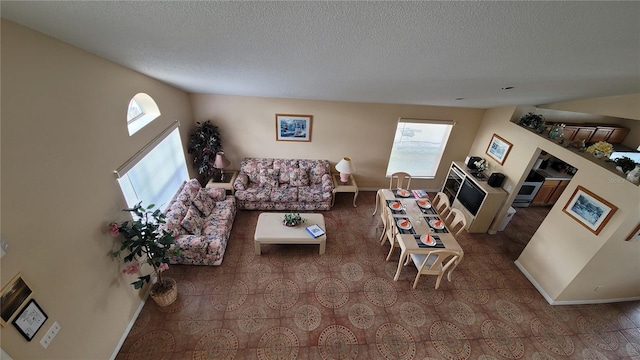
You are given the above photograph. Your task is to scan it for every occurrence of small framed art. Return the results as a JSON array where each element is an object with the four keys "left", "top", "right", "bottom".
[
  {"left": 562, "top": 185, "right": 618, "bottom": 235},
  {"left": 12, "top": 299, "right": 47, "bottom": 341},
  {"left": 275, "top": 114, "right": 312, "bottom": 142},
  {"left": 626, "top": 223, "right": 640, "bottom": 241},
  {"left": 1, "top": 273, "right": 33, "bottom": 326},
  {"left": 485, "top": 133, "right": 513, "bottom": 165}
]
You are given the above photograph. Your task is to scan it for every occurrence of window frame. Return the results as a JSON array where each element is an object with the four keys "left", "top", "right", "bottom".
[{"left": 385, "top": 118, "right": 455, "bottom": 179}]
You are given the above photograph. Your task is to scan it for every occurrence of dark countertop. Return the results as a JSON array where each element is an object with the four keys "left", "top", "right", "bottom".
[{"left": 535, "top": 168, "right": 573, "bottom": 181}]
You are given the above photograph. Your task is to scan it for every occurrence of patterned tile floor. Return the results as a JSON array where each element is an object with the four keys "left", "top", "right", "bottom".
[{"left": 116, "top": 191, "right": 640, "bottom": 360}]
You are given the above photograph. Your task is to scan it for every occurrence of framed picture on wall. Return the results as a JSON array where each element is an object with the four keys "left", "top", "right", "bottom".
[
  {"left": 275, "top": 114, "right": 313, "bottom": 142},
  {"left": 626, "top": 223, "right": 640, "bottom": 241},
  {"left": 12, "top": 299, "right": 48, "bottom": 341},
  {"left": 562, "top": 185, "right": 618, "bottom": 235},
  {"left": 1, "top": 273, "right": 33, "bottom": 326},
  {"left": 485, "top": 133, "right": 513, "bottom": 165}
]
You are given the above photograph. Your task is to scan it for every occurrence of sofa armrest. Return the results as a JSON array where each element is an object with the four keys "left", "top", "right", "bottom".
[
  {"left": 234, "top": 173, "right": 249, "bottom": 190},
  {"left": 321, "top": 173, "right": 334, "bottom": 192}
]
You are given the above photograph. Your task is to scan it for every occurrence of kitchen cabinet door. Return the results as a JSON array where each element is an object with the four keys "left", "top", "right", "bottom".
[
  {"left": 573, "top": 127, "right": 595, "bottom": 142},
  {"left": 590, "top": 127, "right": 614, "bottom": 142},
  {"left": 546, "top": 180, "right": 569, "bottom": 205},
  {"left": 531, "top": 181, "right": 560, "bottom": 206},
  {"left": 607, "top": 127, "right": 629, "bottom": 143}
]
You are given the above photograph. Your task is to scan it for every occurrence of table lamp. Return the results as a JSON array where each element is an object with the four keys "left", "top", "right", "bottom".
[
  {"left": 335, "top": 157, "right": 355, "bottom": 183},
  {"left": 213, "top": 151, "right": 231, "bottom": 181}
]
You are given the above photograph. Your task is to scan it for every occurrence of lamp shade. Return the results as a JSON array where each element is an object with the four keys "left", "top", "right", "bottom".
[
  {"left": 213, "top": 152, "right": 230, "bottom": 169},
  {"left": 335, "top": 157, "right": 355, "bottom": 182}
]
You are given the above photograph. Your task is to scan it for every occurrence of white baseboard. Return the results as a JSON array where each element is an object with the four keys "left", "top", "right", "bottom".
[
  {"left": 110, "top": 292, "right": 148, "bottom": 360},
  {"left": 514, "top": 260, "right": 640, "bottom": 305}
]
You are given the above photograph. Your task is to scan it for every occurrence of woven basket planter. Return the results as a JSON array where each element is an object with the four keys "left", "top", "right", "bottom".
[{"left": 150, "top": 277, "right": 177, "bottom": 307}]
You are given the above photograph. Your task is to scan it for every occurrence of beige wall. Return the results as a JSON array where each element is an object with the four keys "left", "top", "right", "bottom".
[
  {"left": 190, "top": 94, "right": 486, "bottom": 190},
  {"left": 467, "top": 104, "right": 640, "bottom": 303},
  {"left": 1, "top": 20, "right": 194, "bottom": 359}
]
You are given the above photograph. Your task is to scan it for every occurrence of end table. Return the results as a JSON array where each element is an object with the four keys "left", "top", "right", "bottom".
[
  {"left": 332, "top": 174, "right": 358, "bottom": 207},
  {"left": 206, "top": 170, "right": 238, "bottom": 194}
]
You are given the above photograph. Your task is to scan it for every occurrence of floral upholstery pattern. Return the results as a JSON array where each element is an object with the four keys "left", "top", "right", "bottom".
[
  {"left": 234, "top": 158, "right": 334, "bottom": 210},
  {"left": 162, "top": 179, "right": 237, "bottom": 266}
]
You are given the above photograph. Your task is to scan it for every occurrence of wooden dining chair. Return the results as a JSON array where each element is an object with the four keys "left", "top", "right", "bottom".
[
  {"left": 377, "top": 193, "right": 390, "bottom": 243},
  {"left": 389, "top": 172, "right": 412, "bottom": 190},
  {"left": 409, "top": 249, "right": 461, "bottom": 289},
  {"left": 432, "top": 192, "right": 451, "bottom": 219},
  {"left": 372, "top": 189, "right": 384, "bottom": 216},
  {"left": 445, "top": 208, "right": 467, "bottom": 237},
  {"left": 381, "top": 206, "right": 400, "bottom": 261}
]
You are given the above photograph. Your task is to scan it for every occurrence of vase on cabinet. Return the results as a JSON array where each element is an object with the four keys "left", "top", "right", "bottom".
[{"left": 626, "top": 165, "right": 640, "bottom": 185}]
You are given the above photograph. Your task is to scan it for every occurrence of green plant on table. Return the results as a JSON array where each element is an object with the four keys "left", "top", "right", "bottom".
[{"left": 283, "top": 213, "right": 306, "bottom": 227}]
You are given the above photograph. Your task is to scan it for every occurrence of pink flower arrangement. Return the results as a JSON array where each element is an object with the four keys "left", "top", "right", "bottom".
[
  {"left": 108, "top": 223, "right": 120, "bottom": 237},
  {"left": 123, "top": 262, "right": 140, "bottom": 275}
]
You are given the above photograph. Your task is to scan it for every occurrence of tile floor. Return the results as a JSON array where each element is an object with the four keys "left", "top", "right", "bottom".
[{"left": 116, "top": 191, "right": 640, "bottom": 360}]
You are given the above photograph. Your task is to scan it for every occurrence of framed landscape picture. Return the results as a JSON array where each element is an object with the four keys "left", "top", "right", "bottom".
[
  {"left": 562, "top": 186, "right": 618, "bottom": 235},
  {"left": 626, "top": 223, "right": 640, "bottom": 241},
  {"left": 485, "top": 133, "right": 513, "bottom": 165},
  {"left": 275, "top": 114, "right": 312, "bottom": 142},
  {"left": 1, "top": 273, "right": 33, "bottom": 326}
]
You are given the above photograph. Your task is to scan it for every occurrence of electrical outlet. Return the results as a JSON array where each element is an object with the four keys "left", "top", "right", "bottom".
[{"left": 40, "top": 321, "right": 60, "bottom": 349}]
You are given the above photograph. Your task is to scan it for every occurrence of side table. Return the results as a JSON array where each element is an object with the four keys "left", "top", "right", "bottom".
[
  {"left": 332, "top": 174, "right": 358, "bottom": 207},
  {"left": 206, "top": 170, "right": 238, "bottom": 194}
]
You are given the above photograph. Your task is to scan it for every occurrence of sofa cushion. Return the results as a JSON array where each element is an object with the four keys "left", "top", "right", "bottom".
[
  {"left": 298, "top": 184, "right": 331, "bottom": 202},
  {"left": 270, "top": 186, "right": 298, "bottom": 202},
  {"left": 299, "top": 159, "right": 330, "bottom": 184},
  {"left": 235, "top": 187, "right": 271, "bottom": 202},
  {"left": 181, "top": 205, "right": 203, "bottom": 235},
  {"left": 202, "top": 187, "right": 226, "bottom": 202},
  {"left": 259, "top": 168, "right": 280, "bottom": 188},
  {"left": 241, "top": 158, "right": 273, "bottom": 183},
  {"left": 273, "top": 159, "right": 299, "bottom": 183},
  {"left": 192, "top": 189, "right": 216, "bottom": 217},
  {"left": 289, "top": 168, "right": 309, "bottom": 186},
  {"left": 183, "top": 178, "right": 202, "bottom": 201}
]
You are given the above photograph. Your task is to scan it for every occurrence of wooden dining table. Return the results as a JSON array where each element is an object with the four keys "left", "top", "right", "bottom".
[{"left": 376, "top": 189, "right": 464, "bottom": 281}]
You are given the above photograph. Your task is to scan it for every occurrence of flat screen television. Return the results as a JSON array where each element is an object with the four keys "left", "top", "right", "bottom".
[{"left": 457, "top": 178, "right": 485, "bottom": 216}]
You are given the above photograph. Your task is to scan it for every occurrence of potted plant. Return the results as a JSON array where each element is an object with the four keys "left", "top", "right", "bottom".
[
  {"left": 188, "top": 120, "right": 224, "bottom": 182},
  {"left": 613, "top": 156, "right": 637, "bottom": 174},
  {"left": 586, "top": 141, "right": 614, "bottom": 158},
  {"left": 283, "top": 213, "right": 306, "bottom": 227},
  {"left": 518, "top": 112, "right": 545, "bottom": 129},
  {"left": 108, "top": 203, "right": 180, "bottom": 306}
]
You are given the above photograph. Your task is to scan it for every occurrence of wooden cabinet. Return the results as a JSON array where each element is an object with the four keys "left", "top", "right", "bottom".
[
  {"left": 574, "top": 127, "right": 596, "bottom": 142},
  {"left": 607, "top": 127, "right": 630, "bottom": 143},
  {"left": 545, "top": 123, "right": 629, "bottom": 144},
  {"left": 547, "top": 180, "right": 569, "bottom": 204},
  {"left": 531, "top": 180, "right": 569, "bottom": 206}
]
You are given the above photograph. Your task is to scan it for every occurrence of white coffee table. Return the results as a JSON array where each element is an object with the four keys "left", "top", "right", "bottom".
[{"left": 254, "top": 213, "right": 326, "bottom": 255}]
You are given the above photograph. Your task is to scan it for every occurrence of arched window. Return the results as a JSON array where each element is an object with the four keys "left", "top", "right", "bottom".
[{"left": 127, "top": 93, "right": 161, "bottom": 135}]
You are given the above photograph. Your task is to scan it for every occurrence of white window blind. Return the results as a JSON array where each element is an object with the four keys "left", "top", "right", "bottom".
[
  {"left": 115, "top": 121, "right": 189, "bottom": 210},
  {"left": 386, "top": 119, "right": 454, "bottom": 178}
]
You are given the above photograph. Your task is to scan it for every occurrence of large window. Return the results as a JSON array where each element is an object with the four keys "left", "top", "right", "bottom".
[
  {"left": 115, "top": 122, "right": 189, "bottom": 210},
  {"left": 386, "top": 119, "right": 454, "bottom": 178}
]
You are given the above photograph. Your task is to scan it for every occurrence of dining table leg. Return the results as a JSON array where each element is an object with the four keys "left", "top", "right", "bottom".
[{"left": 394, "top": 250, "right": 407, "bottom": 281}]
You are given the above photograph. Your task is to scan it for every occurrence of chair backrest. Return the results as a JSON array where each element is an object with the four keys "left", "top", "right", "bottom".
[
  {"left": 432, "top": 192, "right": 450, "bottom": 218},
  {"left": 446, "top": 208, "right": 467, "bottom": 236},
  {"left": 416, "top": 249, "right": 460, "bottom": 275},
  {"left": 383, "top": 205, "right": 399, "bottom": 242},
  {"left": 389, "top": 172, "right": 412, "bottom": 190}
]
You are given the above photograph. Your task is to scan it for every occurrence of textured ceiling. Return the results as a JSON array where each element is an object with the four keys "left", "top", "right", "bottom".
[{"left": 2, "top": 1, "right": 639, "bottom": 108}]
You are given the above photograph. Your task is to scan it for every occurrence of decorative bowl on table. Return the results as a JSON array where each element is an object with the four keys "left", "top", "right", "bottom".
[
  {"left": 389, "top": 201, "right": 402, "bottom": 210},
  {"left": 429, "top": 219, "right": 445, "bottom": 230},
  {"left": 420, "top": 234, "right": 437, "bottom": 246},
  {"left": 397, "top": 189, "right": 410, "bottom": 197}
]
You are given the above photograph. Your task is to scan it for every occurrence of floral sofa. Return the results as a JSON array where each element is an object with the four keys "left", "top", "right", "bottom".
[
  {"left": 160, "top": 179, "right": 236, "bottom": 265},
  {"left": 233, "top": 158, "right": 334, "bottom": 211}
]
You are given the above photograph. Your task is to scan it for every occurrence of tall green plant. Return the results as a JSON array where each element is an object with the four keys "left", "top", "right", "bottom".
[
  {"left": 188, "top": 120, "right": 223, "bottom": 179},
  {"left": 108, "top": 203, "right": 178, "bottom": 292}
]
